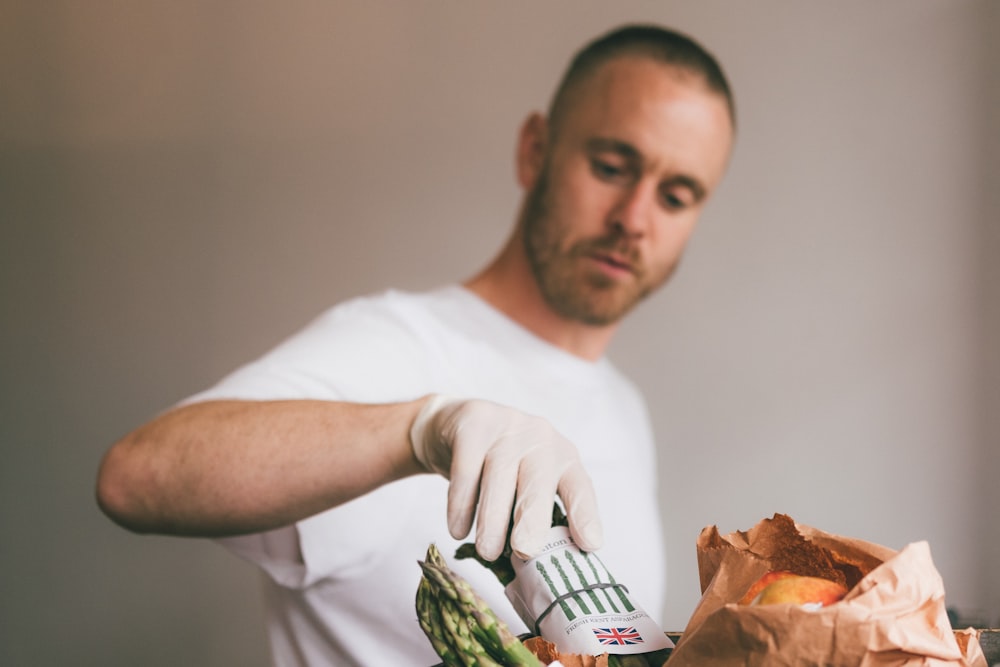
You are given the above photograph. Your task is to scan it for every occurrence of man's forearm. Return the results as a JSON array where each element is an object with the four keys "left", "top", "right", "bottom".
[{"left": 96, "top": 398, "right": 427, "bottom": 537}]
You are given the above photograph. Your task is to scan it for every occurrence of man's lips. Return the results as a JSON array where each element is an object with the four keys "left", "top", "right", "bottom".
[{"left": 588, "top": 251, "right": 637, "bottom": 275}]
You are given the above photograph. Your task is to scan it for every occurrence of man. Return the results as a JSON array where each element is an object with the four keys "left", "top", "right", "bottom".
[{"left": 97, "top": 23, "right": 734, "bottom": 666}]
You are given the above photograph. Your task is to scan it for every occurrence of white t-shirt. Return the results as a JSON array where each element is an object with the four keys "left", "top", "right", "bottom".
[{"left": 184, "top": 285, "right": 666, "bottom": 667}]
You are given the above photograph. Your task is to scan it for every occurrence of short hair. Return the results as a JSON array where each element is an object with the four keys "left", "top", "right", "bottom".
[{"left": 548, "top": 24, "right": 736, "bottom": 135}]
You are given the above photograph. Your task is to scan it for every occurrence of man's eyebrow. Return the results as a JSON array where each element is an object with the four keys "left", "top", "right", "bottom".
[
  {"left": 586, "top": 137, "right": 708, "bottom": 202},
  {"left": 585, "top": 137, "right": 640, "bottom": 159}
]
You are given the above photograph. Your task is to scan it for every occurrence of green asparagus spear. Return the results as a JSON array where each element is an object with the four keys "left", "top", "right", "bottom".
[
  {"left": 416, "top": 577, "right": 462, "bottom": 665},
  {"left": 416, "top": 544, "right": 544, "bottom": 667},
  {"left": 418, "top": 566, "right": 487, "bottom": 666}
]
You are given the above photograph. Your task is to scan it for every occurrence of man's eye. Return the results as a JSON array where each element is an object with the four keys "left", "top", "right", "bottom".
[
  {"left": 661, "top": 191, "right": 692, "bottom": 211},
  {"left": 591, "top": 159, "right": 625, "bottom": 180}
]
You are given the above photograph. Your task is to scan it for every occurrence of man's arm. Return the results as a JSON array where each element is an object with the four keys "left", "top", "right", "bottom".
[
  {"left": 96, "top": 395, "right": 604, "bottom": 561},
  {"left": 96, "top": 398, "right": 425, "bottom": 537}
]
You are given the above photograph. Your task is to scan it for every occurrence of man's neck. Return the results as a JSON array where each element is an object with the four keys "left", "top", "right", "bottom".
[{"left": 464, "top": 235, "right": 618, "bottom": 362}]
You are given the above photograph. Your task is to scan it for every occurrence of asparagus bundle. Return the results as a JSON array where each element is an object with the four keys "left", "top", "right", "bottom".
[
  {"left": 416, "top": 543, "right": 544, "bottom": 667},
  {"left": 455, "top": 506, "right": 673, "bottom": 667}
]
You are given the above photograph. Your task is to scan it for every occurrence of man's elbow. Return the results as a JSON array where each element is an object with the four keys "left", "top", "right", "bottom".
[{"left": 95, "top": 441, "right": 157, "bottom": 534}]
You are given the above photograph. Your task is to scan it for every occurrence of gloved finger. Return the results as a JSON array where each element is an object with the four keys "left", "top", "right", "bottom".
[
  {"left": 558, "top": 463, "right": 603, "bottom": 552},
  {"left": 473, "top": 448, "right": 520, "bottom": 561},
  {"left": 508, "top": 467, "right": 561, "bottom": 560},
  {"left": 444, "top": 427, "right": 489, "bottom": 541}
]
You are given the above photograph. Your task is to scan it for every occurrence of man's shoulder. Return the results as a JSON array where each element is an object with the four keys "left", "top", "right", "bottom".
[
  {"left": 289, "top": 284, "right": 474, "bottom": 357},
  {"left": 318, "top": 284, "right": 463, "bottom": 321},
  {"left": 316, "top": 284, "right": 497, "bottom": 339}
]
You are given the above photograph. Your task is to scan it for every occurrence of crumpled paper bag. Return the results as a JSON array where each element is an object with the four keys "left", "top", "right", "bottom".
[{"left": 667, "top": 514, "right": 986, "bottom": 667}]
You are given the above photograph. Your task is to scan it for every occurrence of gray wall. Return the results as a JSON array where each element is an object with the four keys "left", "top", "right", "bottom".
[
  {"left": 984, "top": 0, "right": 1000, "bottom": 636},
  {"left": 2, "top": 2, "right": 996, "bottom": 665}
]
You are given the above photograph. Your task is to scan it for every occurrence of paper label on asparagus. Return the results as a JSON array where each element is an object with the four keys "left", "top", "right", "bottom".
[{"left": 504, "top": 526, "right": 673, "bottom": 656}]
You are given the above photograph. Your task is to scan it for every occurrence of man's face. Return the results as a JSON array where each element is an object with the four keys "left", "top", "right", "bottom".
[{"left": 521, "top": 57, "right": 733, "bottom": 326}]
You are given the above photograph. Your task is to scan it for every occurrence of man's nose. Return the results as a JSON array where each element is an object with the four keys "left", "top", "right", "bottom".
[{"left": 607, "top": 181, "right": 655, "bottom": 237}]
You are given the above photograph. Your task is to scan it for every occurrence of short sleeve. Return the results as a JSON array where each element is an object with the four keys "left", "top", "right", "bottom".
[{"left": 181, "top": 291, "right": 436, "bottom": 406}]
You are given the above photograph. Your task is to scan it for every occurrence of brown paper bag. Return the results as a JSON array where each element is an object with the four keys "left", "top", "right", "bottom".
[{"left": 667, "top": 514, "right": 987, "bottom": 667}]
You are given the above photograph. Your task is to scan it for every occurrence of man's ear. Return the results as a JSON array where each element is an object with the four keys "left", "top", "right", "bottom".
[{"left": 516, "top": 112, "right": 548, "bottom": 190}]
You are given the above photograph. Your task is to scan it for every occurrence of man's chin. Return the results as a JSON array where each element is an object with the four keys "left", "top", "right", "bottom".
[{"left": 551, "top": 289, "right": 643, "bottom": 327}]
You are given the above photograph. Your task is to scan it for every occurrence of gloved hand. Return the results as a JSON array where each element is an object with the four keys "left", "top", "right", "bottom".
[{"left": 409, "top": 395, "right": 603, "bottom": 562}]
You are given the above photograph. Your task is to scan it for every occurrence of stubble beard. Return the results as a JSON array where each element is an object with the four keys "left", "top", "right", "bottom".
[{"left": 522, "top": 170, "right": 673, "bottom": 327}]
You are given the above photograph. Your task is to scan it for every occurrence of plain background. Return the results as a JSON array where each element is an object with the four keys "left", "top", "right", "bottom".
[{"left": 2, "top": 1, "right": 998, "bottom": 665}]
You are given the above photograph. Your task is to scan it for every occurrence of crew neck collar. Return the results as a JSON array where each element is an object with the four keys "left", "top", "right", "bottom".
[{"left": 445, "top": 284, "right": 612, "bottom": 373}]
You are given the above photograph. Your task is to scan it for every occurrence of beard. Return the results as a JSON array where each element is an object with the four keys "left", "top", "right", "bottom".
[{"left": 522, "top": 168, "right": 675, "bottom": 326}]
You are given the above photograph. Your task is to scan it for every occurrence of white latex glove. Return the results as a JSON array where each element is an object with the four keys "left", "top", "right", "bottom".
[{"left": 409, "top": 395, "right": 603, "bottom": 562}]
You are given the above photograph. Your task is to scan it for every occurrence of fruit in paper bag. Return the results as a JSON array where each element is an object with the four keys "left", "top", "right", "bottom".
[
  {"left": 747, "top": 573, "right": 848, "bottom": 608},
  {"left": 737, "top": 570, "right": 797, "bottom": 605}
]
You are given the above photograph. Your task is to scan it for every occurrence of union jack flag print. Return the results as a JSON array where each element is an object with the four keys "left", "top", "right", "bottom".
[{"left": 593, "top": 626, "right": 644, "bottom": 646}]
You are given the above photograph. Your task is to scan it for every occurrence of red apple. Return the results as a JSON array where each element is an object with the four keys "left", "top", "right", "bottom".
[
  {"left": 738, "top": 570, "right": 797, "bottom": 605},
  {"left": 749, "top": 575, "right": 848, "bottom": 608}
]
